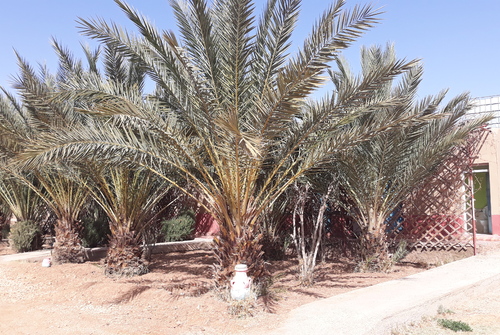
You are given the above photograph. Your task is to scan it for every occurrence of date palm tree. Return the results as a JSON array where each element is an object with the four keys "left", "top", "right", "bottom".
[
  {"left": 19, "top": 0, "right": 431, "bottom": 285},
  {"left": 0, "top": 171, "right": 45, "bottom": 226},
  {"left": 331, "top": 45, "right": 491, "bottom": 271},
  {"left": 53, "top": 42, "right": 178, "bottom": 275},
  {"left": 53, "top": 39, "right": 177, "bottom": 273},
  {"left": 81, "top": 164, "right": 172, "bottom": 276},
  {"left": 0, "top": 93, "right": 45, "bottom": 225},
  {"left": 0, "top": 61, "right": 91, "bottom": 262}
]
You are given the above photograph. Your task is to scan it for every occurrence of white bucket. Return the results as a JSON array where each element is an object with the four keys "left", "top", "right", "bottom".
[{"left": 42, "top": 257, "right": 52, "bottom": 267}]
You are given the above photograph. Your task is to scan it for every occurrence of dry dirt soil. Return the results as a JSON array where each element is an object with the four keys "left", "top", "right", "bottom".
[
  {"left": 391, "top": 242, "right": 500, "bottom": 335},
  {"left": 0, "top": 241, "right": 498, "bottom": 335}
]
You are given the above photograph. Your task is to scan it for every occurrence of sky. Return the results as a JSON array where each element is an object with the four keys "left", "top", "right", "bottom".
[{"left": 1, "top": 0, "right": 499, "bottom": 102}]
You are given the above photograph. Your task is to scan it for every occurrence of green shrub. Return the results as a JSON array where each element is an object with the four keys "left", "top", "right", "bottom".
[
  {"left": 81, "top": 216, "right": 110, "bottom": 248},
  {"left": 161, "top": 209, "right": 195, "bottom": 242},
  {"left": 438, "top": 319, "right": 472, "bottom": 332},
  {"left": 9, "top": 220, "right": 42, "bottom": 252},
  {"left": 391, "top": 240, "right": 410, "bottom": 264},
  {"left": 1, "top": 223, "right": 10, "bottom": 240},
  {"left": 261, "top": 234, "right": 291, "bottom": 261}
]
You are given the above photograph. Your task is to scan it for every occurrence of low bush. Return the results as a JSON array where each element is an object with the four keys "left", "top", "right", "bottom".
[
  {"left": 80, "top": 205, "right": 110, "bottom": 248},
  {"left": 390, "top": 240, "right": 410, "bottom": 263},
  {"left": 1, "top": 223, "right": 10, "bottom": 240},
  {"left": 161, "top": 209, "right": 195, "bottom": 242},
  {"left": 438, "top": 319, "right": 472, "bottom": 332},
  {"left": 261, "top": 234, "right": 291, "bottom": 261},
  {"left": 9, "top": 220, "right": 42, "bottom": 252},
  {"left": 81, "top": 216, "right": 110, "bottom": 248}
]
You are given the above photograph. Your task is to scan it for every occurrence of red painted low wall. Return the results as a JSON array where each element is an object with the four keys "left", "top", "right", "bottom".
[{"left": 194, "top": 212, "right": 220, "bottom": 237}]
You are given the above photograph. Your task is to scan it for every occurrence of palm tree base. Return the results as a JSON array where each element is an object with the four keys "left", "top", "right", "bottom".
[
  {"left": 357, "top": 231, "right": 393, "bottom": 272},
  {"left": 104, "top": 232, "right": 149, "bottom": 277},
  {"left": 212, "top": 227, "right": 267, "bottom": 290},
  {"left": 53, "top": 221, "right": 85, "bottom": 264}
]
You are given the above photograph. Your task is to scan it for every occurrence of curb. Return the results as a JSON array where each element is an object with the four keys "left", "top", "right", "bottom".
[{"left": 0, "top": 238, "right": 214, "bottom": 263}]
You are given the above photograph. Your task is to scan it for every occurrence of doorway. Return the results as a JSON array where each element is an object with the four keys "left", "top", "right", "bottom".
[{"left": 473, "top": 166, "right": 491, "bottom": 234}]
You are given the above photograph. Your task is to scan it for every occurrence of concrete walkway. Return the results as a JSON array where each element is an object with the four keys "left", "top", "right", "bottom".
[{"left": 270, "top": 249, "right": 500, "bottom": 335}]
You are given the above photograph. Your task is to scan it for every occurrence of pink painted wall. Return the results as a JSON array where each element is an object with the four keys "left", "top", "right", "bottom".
[
  {"left": 475, "top": 128, "right": 500, "bottom": 236},
  {"left": 194, "top": 212, "right": 219, "bottom": 237},
  {"left": 491, "top": 215, "right": 500, "bottom": 235}
]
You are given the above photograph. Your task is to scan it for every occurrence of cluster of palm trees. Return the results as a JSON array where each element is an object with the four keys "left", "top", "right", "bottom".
[{"left": 0, "top": 0, "right": 489, "bottom": 286}]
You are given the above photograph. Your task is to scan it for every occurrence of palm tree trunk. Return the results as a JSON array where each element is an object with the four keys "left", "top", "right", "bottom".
[
  {"left": 104, "top": 230, "right": 148, "bottom": 277},
  {"left": 358, "top": 222, "right": 392, "bottom": 272},
  {"left": 53, "top": 219, "right": 85, "bottom": 264},
  {"left": 212, "top": 222, "right": 266, "bottom": 289}
]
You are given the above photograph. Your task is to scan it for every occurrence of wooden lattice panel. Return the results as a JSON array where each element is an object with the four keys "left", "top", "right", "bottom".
[{"left": 394, "top": 128, "right": 488, "bottom": 251}]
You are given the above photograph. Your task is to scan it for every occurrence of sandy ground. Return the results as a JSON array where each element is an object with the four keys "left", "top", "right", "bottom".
[
  {"left": 392, "top": 276, "right": 500, "bottom": 335},
  {"left": 0, "top": 241, "right": 498, "bottom": 335},
  {"left": 391, "top": 243, "right": 500, "bottom": 335}
]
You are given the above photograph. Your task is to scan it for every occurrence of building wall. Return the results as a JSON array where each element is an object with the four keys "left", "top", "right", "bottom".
[{"left": 469, "top": 96, "right": 500, "bottom": 235}]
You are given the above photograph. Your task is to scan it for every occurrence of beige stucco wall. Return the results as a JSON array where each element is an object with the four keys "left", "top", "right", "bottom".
[{"left": 474, "top": 128, "right": 500, "bottom": 234}]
